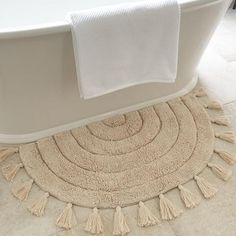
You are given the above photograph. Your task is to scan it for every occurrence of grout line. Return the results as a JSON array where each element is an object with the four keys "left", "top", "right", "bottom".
[{"left": 223, "top": 100, "right": 236, "bottom": 106}]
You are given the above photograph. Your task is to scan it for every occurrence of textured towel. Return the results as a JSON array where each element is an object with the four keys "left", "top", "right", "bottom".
[{"left": 68, "top": 0, "right": 180, "bottom": 99}]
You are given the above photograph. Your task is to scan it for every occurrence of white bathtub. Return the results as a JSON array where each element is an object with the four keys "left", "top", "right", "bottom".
[{"left": 0, "top": 0, "right": 231, "bottom": 143}]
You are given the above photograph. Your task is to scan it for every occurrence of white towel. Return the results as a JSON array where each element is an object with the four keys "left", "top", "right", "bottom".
[{"left": 68, "top": 0, "right": 180, "bottom": 99}]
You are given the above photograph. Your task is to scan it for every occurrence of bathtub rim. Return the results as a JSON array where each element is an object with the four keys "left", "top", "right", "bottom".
[
  {"left": 0, "top": 74, "right": 198, "bottom": 144},
  {"left": 0, "top": 0, "right": 227, "bottom": 39}
]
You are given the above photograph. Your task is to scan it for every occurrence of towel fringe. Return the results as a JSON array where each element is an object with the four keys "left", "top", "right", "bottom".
[
  {"left": 159, "top": 194, "right": 182, "bottom": 220},
  {"left": 113, "top": 206, "right": 130, "bottom": 236},
  {"left": 84, "top": 207, "right": 104, "bottom": 234},
  {"left": 28, "top": 192, "right": 50, "bottom": 217}
]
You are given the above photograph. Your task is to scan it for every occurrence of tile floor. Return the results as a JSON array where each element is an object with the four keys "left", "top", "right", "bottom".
[
  {"left": 1, "top": 8, "right": 236, "bottom": 236},
  {"left": 198, "top": 8, "right": 236, "bottom": 104}
]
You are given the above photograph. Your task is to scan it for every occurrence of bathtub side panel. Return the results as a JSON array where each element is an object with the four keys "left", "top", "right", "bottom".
[{"left": 0, "top": 0, "right": 231, "bottom": 142}]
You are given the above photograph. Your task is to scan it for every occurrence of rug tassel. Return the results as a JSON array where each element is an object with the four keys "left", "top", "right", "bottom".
[
  {"left": 12, "top": 179, "right": 34, "bottom": 201},
  {"left": 2, "top": 162, "right": 23, "bottom": 181},
  {"left": 159, "top": 194, "right": 182, "bottom": 220},
  {"left": 56, "top": 203, "right": 73, "bottom": 230},
  {"left": 214, "top": 149, "right": 236, "bottom": 165},
  {"left": 28, "top": 192, "right": 50, "bottom": 217},
  {"left": 0, "top": 147, "right": 18, "bottom": 163},
  {"left": 204, "top": 101, "right": 222, "bottom": 110},
  {"left": 113, "top": 206, "right": 130, "bottom": 236},
  {"left": 138, "top": 201, "right": 160, "bottom": 227},
  {"left": 211, "top": 116, "right": 230, "bottom": 126},
  {"left": 84, "top": 207, "right": 104, "bottom": 234},
  {"left": 215, "top": 131, "right": 236, "bottom": 143},
  {"left": 208, "top": 163, "right": 232, "bottom": 181},
  {"left": 194, "top": 87, "right": 207, "bottom": 97},
  {"left": 194, "top": 176, "right": 218, "bottom": 199},
  {"left": 178, "top": 185, "right": 201, "bottom": 209}
]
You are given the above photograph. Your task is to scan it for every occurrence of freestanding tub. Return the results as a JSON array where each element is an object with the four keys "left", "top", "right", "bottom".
[{"left": 0, "top": 0, "right": 231, "bottom": 143}]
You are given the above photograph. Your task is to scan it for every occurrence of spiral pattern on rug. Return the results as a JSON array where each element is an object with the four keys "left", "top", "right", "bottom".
[{"left": 19, "top": 94, "right": 214, "bottom": 208}]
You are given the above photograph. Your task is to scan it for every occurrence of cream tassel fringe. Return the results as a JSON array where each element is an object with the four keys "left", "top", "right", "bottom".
[
  {"left": 84, "top": 207, "right": 104, "bottom": 234},
  {"left": 214, "top": 149, "right": 236, "bottom": 165},
  {"left": 138, "top": 201, "right": 160, "bottom": 227},
  {"left": 204, "top": 101, "right": 222, "bottom": 110},
  {"left": 194, "top": 87, "right": 207, "bottom": 97},
  {"left": 159, "top": 194, "right": 182, "bottom": 220},
  {"left": 28, "top": 192, "right": 50, "bottom": 217},
  {"left": 208, "top": 163, "right": 232, "bottom": 181},
  {"left": 215, "top": 131, "right": 236, "bottom": 143},
  {"left": 211, "top": 116, "right": 230, "bottom": 126},
  {"left": 178, "top": 185, "right": 201, "bottom": 209},
  {"left": 194, "top": 176, "right": 218, "bottom": 199},
  {"left": 2, "top": 162, "right": 23, "bottom": 181},
  {"left": 12, "top": 179, "right": 33, "bottom": 201},
  {"left": 113, "top": 206, "right": 130, "bottom": 236},
  {"left": 0, "top": 147, "right": 18, "bottom": 163},
  {"left": 56, "top": 203, "right": 73, "bottom": 230}
]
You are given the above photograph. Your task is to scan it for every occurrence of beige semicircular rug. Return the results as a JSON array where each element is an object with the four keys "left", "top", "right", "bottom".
[{"left": 1, "top": 87, "right": 236, "bottom": 235}]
